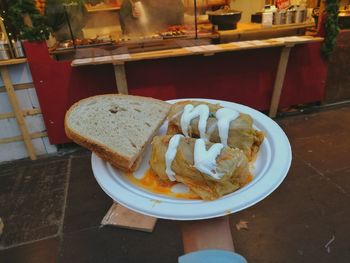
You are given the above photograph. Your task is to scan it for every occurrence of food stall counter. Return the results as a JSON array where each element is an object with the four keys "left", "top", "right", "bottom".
[
  {"left": 71, "top": 35, "right": 323, "bottom": 118},
  {"left": 218, "top": 21, "right": 315, "bottom": 42}
]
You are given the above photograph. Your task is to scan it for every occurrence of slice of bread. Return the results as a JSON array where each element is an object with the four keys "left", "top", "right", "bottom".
[{"left": 65, "top": 94, "right": 171, "bottom": 172}]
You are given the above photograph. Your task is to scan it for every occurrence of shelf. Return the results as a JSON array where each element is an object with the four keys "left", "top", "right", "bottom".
[
  {"left": 0, "top": 58, "right": 27, "bottom": 66},
  {"left": 219, "top": 22, "right": 315, "bottom": 37},
  {"left": 71, "top": 36, "right": 323, "bottom": 67},
  {"left": 84, "top": 4, "right": 120, "bottom": 13}
]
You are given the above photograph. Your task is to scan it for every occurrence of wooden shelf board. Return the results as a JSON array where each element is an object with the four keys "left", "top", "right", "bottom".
[
  {"left": 0, "top": 82, "right": 33, "bottom": 93},
  {"left": 219, "top": 22, "right": 315, "bottom": 37},
  {"left": 0, "top": 58, "right": 27, "bottom": 66},
  {"left": 71, "top": 36, "right": 323, "bottom": 67},
  {"left": 0, "top": 108, "right": 42, "bottom": 120},
  {"left": 85, "top": 4, "right": 120, "bottom": 13},
  {"left": 0, "top": 131, "right": 47, "bottom": 145}
]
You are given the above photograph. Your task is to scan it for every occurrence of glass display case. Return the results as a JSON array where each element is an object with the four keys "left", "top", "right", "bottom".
[
  {"left": 0, "top": 0, "right": 319, "bottom": 59},
  {"left": 43, "top": 0, "right": 229, "bottom": 56}
]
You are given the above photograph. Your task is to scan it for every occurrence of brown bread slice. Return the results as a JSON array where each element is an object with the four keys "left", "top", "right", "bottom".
[{"left": 65, "top": 94, "right": 170, "bottom": 172}]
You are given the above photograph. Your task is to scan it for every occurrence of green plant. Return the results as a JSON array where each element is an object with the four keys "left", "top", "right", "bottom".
[
  {"left": 322, "top": 0, "right": 340, "bottom": 58},
  {"left": 8, "top": 0, "right": 51, "bottom": 41}
]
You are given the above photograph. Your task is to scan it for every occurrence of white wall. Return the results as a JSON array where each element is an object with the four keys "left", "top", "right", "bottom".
[
  {"left": 0, "top": 63, "right": 57, "bottom": 163},
  {"left": 230, "top": 0, "right": 265, "bottom": 23}
]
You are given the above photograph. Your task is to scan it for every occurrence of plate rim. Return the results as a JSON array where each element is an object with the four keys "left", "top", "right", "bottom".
[{"left": 91, "top": 98, "right": 292, "bottom": 220}]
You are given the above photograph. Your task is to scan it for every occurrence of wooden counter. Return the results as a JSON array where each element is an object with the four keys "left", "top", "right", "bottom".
[
  {"left": 218, "top": 22, "right": 315, "bottom": 42},
  {"left": 0, "top": 58, "right": 27, "bottom": 66},
  {"left": 71, "top": 35, "right": 323, "bottom": 117},
  {"left": 24, "top": 35, "right": 326, "bottom": 143},
  {"left": 84, "top": 3, "right": 120, "bottom": 13},
  {"left": 71, "top": 35, "right": 322, "bottom": 66}
]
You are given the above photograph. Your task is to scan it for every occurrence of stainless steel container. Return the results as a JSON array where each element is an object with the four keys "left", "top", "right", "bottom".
[
  {"left": 0, "top": 41, "right": 11, "bottom": 60},
  {"left": 286, "top": 10, "right": 296, "bottom": 24},
  {"left": 274, "top": 10, "right": 286, "bottom": 25},
  {"left": 12, "top": 40, "right": 25, "bottom": 58},
  {"left": 262, "top": 12, "right": 273, "bottom": 27},
  {"left": 295, "top": 7, "right": 306, "bottom": 23}
]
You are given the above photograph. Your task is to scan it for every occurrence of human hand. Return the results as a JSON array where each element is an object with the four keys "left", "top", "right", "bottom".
[{"left": 132, "top": 2, "right": 141, "bottom": 18}]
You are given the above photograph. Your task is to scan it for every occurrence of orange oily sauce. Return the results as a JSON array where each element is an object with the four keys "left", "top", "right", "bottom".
[
  {"left": 125, "top": 169, "right": 254, "bottom": 200},
  {"left": 125, "top": 169, "right": 200, "bottom": 199},
  {"left": 244, "top": 174, "right": 253, "bottom": 186}
]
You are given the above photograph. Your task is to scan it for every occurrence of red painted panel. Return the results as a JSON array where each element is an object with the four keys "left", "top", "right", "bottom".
[
  {"left": 24, "top": 41, "right": 327, "bottom": 144},
  {"left": 126, "top": 48, "right": 281, "bottom": 110},
  {"left": 23, "top": 42, "right": 116, "bottom": 144},
  {"left": 280, "top": 42, "right": 327, "bottom": 108}
]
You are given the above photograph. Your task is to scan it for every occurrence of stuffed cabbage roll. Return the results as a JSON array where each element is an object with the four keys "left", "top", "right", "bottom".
[
  {"left": 150, "top": 135, "right": 251, "bottom": 200},
  {"left": 167, "top": 101, "right": 264, "bottom": 161}
]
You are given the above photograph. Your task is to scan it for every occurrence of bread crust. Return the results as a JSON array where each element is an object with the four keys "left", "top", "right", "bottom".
[{"left": 65, "top": 94, "right": 170, "bottom": 172}]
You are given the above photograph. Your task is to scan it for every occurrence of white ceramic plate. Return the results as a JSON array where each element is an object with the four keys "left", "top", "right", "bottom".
[{"left": 91, "top": 98, "right": 292, "bottom": 220}]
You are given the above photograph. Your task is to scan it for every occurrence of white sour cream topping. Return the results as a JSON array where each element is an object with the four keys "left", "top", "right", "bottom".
[
  {"left": 165, "top": 134, "right": 184, "bottom": 181},
  {"left": 180, "top": 104, "right": 209, "bottom": 139},
  {"left": 215, "top": 108, "right": 240, "bottom": 146},
  {"left": 194, "top": 139, "right": 224, "bottom": 180}
]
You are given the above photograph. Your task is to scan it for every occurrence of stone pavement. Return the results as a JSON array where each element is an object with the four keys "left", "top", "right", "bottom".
[{"left": 0, "top": 105, "right": 349, "bottom": 263}]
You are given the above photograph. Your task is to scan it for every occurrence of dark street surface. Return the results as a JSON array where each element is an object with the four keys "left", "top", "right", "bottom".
[{"left": 1, "top": 105, "right": 349, "bottom": 263}]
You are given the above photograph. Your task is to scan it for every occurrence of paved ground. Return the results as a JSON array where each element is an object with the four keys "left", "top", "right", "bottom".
[{"left": 0, "top": 105, "right": 349, "bottom": 263}]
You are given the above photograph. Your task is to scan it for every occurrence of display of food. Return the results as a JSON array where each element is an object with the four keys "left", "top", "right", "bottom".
[
  {"left": 167, "top": 101, "right": 264, "bottom": 161},
  {"left": 150, "top": 135, "right": 251, "bottom": 200},
  {"left": 159, "top": 30, "right": 187, "bottom": 38},
  {"left": 55, "top": 35, "right": 114, "bottom": 50},
  {"left": 116, "top": 25, "right": 213, "bottom": 44},
  {"left": 167, "top": 25, "right": 191, "bottom": 32},
  {"left": 159, "top": 25, "right": 211, "bottom": 39},
  {"left": 118, "top": 25, "right": 191, "bottom": 43},
  {"left": 165, "top": 25, "right": 190, "bottom": 36},
  {"left": 118, "top": 34, "right": 162, "bottom": 43}
]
